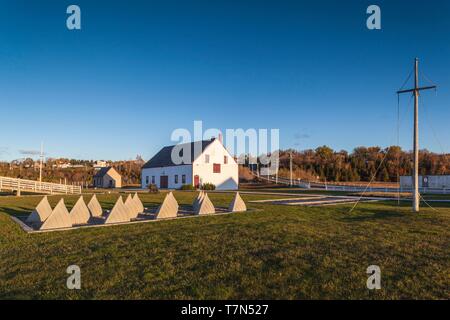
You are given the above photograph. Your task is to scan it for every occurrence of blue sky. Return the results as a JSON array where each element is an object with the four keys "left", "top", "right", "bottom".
[{"left": 0, "top": 0, "right": 449, "bottom": 161}]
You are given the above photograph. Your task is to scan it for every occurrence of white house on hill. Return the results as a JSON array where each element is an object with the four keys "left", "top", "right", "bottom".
[{"left": 141, "top": 138, "right": 238, "bottom": 190}]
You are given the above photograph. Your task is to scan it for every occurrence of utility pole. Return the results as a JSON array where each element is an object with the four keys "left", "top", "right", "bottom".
[
  {"left": 256, "top": 161, "right": 259, "bottom": 177},
  {"left": 397, "top": 58, "right": 437, "bottom": 212},
  {"left": 39, "top": 142, "right": 44, "bottom": 183},
  {"left": 289, "top": 152, "right": 293, "bottom": 186},
  {"left": 275, "top": 156, "right": 278, "bottom": 184}
]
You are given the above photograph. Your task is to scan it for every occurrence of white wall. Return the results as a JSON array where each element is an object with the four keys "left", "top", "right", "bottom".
[
  {"left": 400, "top": 176, "right": 411, "bottom": 188},
  {"left": 141, "top": 165, "right": 192, "bottom": 189},
  {"left": 400, "top": 175, "right": 450, "bottom": 189},
  {"left": 192, "top": 139, "right": 238, "bottom": 190}
]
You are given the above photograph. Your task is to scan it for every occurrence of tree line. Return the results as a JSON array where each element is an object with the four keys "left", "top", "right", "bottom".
[
  {"left": 0, "top": 156, "right": 145, "bottom": 186},
  {"left": 274, "top": 146, "right": 449, "bottom": 182},
  {"left": 1, "top": 147, "right": 448, "bottom": 185}
]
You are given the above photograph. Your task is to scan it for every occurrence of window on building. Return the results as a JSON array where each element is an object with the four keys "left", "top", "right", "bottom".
[
  {"left": 175, "top": 175, "right": 178, "bottom": 184},
  {"left": 213, "top": 163, "right": 221, "bottom": 173},
  {"left": 224, "top": 156, "right": 228, "bottom": 164},
  {"left": 182, "top": 174, "right": 186, "bottom": 184},
  {"left": 151, "top": 176, "right": 155, "bottom": 184},
  {"left": 205, "top": 154, "right": 210, "bottom": 163},
  {"left": 145, "top": 176, "right": 149, "bottom": 185}
]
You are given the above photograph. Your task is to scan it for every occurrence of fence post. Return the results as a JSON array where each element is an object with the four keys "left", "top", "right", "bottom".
[{"left": 16, "top": 180, "right": 21, "bottom": 196}]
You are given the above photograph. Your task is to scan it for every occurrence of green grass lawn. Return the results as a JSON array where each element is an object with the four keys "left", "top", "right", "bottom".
[{"left": 0, "top": 191, "right": 448, "bottom": 299}]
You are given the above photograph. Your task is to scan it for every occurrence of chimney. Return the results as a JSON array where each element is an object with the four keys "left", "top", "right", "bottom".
[{"left": 218, "top": 133, "right": 223, "bottom": 143}]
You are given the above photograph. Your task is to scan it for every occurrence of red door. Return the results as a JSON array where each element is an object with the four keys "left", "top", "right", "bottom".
[
  {"left": 160, "top": 176, "right": 168, "bottom": 188},
  {"left": 194, "top": 175, "right": 200, "bottom": 188}
]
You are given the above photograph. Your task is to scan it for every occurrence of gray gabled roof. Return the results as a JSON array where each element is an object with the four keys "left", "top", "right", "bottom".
[
  {"left": 142, "top": 139, "right": 215, "bottom": 169},
  {"left": 93, "top": 166, "right": 114, "bottom": 178}
]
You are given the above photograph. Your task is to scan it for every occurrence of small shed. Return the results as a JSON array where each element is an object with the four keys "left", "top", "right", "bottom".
[
  {"left": 93, "top": 167, "right": 122, "bottom": 188},
  {"left": 400, "top": 175, "right": 450, "bottom": 190}
]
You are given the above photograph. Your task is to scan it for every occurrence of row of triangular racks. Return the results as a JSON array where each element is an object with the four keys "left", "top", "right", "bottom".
[
  {"left": 26, "top": 191, "right": 246, "bottom": 229},
  {"left": 27, "top": 193, "right": 144, "bottom": 230},
  {"left": 156, "top": 191, "right": 247, "bottom": 219},
  {"left": 104, "top": 193, "right": 145, "bottom": 224}
]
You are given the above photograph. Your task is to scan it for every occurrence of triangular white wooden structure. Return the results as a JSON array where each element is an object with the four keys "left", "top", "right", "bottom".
[
  {"left": 133, "top": 192, "right": 144, "bottom": 213},
  {"left": 195, "top": 192, "right": 215, "bottom": 215},
  {"left": 124, "top": 194, "right": 139, "bottom": 220},
  {"left": 155, "top": 192, "right": 179, "bottom": 219},
  {"left": 40, "top": 198, "right": 72, "bottom": 230},
  {"left": 87, "top": 194, "right": 103, "bottom": 217},
  {"left": 104, "top": 196, "right": 130, "bottom": 224},
  {"left": 228, "top": 192, "right": 247, "bottom": 212},
  {"left": 26, "top": 196, "right": 52, "bottom": 224},
  {"left": 70, "top": 196, "right": 91, "bottom": 225}
]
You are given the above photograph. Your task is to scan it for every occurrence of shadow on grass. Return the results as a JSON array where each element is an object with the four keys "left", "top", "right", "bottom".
[
  {"left": 342, "top": 207, "right": 409, "bottom": 222},
  {"left": 143, "top": 201, "right": 166, "bottom": 208},
  {"left": 0, "top": 206, "right": 30, "bottom": 217}
]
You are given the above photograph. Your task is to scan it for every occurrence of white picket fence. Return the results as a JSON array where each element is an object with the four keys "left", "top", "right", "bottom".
[
  {"left": 253, "top": 172, "right": 450, "bottom": 195},
  {"left": 0, "top": 176, "right": 81, "bottom": 195},
  {"left": 324, "top": 184, "right": 450, "bottom": 194}
]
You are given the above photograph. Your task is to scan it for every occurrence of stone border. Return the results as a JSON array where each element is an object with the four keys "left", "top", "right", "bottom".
[{"left": 10, "top": 208, "right": 258, "bottom": 234}]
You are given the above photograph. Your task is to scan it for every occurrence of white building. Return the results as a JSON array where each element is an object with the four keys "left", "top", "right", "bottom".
[
  {"left": 400, "top": 175, "right": 450, "bottom": 190},
  {"left": 141, "top": 138, "right": 238, "bottom": 190},
  {"left": 94, "top": 160, "right": 108, "bottom": 169}
]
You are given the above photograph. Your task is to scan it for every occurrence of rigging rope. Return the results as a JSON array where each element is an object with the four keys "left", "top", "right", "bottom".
[
  {"left": 419, "top": 94, "right": 448, "bottom": 212},
  {"left": 394, "top": 65, "right": 415, "bottom": 209},
  {"left": 421, "top": 95, "right": 448, "bottom": 157},
  {"left": 351, "top": 65, "right": 441, "bottom": 213},
  {"left": 421, "top": 70, "right": 437, "bottom": 88},
  {"left": 419, "top": 193, "right": 438, "bottom": 212},
  {"left": 399, "top": 66, "right": 414, "bottom": 91},
  {"left": 349, "top": 94, "right": 412, "bottom": 213},
  {"left": 397, "top": 93, "right": 401, "bottom": 207}
]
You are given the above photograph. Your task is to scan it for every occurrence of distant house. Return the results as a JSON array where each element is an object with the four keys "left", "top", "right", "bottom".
[
  {"left": 141, "top": 138, "right": 238, "bottom": 190},
  {"left": 93, "top": 167, "right": 122, "bottom": 188},
  {"left": 93, "top": 160, "right": 108, "bottom": 169}
]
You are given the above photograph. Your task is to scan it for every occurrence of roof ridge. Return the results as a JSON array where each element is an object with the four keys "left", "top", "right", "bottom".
[
  {"left": 161, "top": 138, "right": 216, "bottom": 149},
  {"left": 142, "top": 139, "right": 217, "bottom": 169}
]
